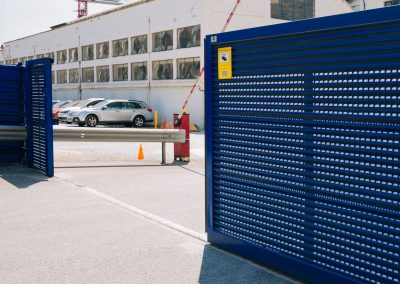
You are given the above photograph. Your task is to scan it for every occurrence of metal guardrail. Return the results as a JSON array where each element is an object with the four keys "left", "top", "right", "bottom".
[
  {"left": 0, "top": 125, "right": 27, "bottom": 141},
  {"left": 54, "top": 127, "right": 185, "bottom": 143},
  {"left": 0, "top": 126, "right": 186, "bottom": 164}
]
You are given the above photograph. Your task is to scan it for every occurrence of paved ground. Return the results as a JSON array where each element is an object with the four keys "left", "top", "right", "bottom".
[{"left": 0, "top": 131, "right": 298, "bottom": 284}]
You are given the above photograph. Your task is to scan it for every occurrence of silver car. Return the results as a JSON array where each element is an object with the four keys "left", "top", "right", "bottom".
[
  {"left": 70, "top": 99, "right": 153, "bottom": 127},
  {"left": 59, "top": 98, "right": 104, "bottom": 123}
]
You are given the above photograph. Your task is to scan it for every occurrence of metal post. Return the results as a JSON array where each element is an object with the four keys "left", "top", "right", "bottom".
[{"left": 161, "top": 142, "right": 166, "bottom": 164}]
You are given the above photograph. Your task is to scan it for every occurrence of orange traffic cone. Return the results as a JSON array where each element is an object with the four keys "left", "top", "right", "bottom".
[
  {"left": 161, "top": 115, "right": 166, "bottom": 129},
  {"left": 138, "top": 144, "right": 144, "bottom": 160}
]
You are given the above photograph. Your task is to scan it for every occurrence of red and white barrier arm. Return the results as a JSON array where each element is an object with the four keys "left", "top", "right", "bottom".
[{"left": 174, "top": 0, "right": 242, "bottom": 126}]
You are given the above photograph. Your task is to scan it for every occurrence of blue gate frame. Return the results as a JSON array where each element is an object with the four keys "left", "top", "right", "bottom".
[
  {"left": 25, "top": 58, "right": 54, "bottom": 177},
  {"left": 205, "top": 7, "right": 399, "bottom": 284}
]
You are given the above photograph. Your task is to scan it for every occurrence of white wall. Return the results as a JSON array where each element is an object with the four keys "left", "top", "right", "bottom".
[
  {"left": 316, "top": 0, "right": 354, "bottom": 15},
  {"left": 365, "top": 0, "right": 387, "bottom": 9}
]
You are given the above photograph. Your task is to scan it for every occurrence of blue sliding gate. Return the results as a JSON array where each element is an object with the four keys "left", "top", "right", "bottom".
[
  {"left": 25, "top": 59, "right": 54, "bottom": 177},
  {"left": 0, "top": 58, "right": 54, "bottom": 177},
  {"left": 0, "top": 64, "right": 25, "bottom": 162},
  {"left": 205, "top": 7, "right": 399, "bottom": 284}
]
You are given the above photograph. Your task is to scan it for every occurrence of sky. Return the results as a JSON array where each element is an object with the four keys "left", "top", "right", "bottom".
[{"left": 0, "top": 0, "right": 133, "bottom": 44}]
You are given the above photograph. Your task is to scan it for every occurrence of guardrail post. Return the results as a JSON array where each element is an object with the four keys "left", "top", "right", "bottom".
[{"left": 161, "top": 142, "right": 166, "bottom": 164}]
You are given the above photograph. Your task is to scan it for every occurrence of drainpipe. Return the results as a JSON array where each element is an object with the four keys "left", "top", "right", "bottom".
[
  {"left": 147, "top": 16, "right": 151, "bottom": 105},
  {"left": 78, "top": 32, "right": 82, "bottom": 100}
]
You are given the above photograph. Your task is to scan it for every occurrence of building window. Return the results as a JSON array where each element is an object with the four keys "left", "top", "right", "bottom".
[
  {"left": 152, "top": 60, "right": 173, "bottom": 80},
  {"left": 112, "top": 38, "right": 128, "bottom": 57},
  {"left": 97, "top": 65, "right": 110, "bottom": 82},
  {"left": 12, "top": 59, "right": 18, "bottom": 64},
  {"left": 28, "top": 56, "right": 34, "bottom": 61},
  {"left": 19, "top": 57, "right": 27, "bottom": 64},
  {"left": 96, "top": 42, "right": 109, "bottom": 59},
  {"left": 112, "top": 64, "right": 128, "bottom": 81},
  {"left": 57, "top": 70, "right": 67, "bottom": 84},
  {"left": 131, "top": 62, "right": 147, "bottom": 81},
  {"left": 177, "top": 57, "right": 200, "bottom": 79},
  {"left": 131, "top": 35, "right": 147, "bottom": 55},
  {"left": 69, "top": 48, "right": 78, "bottom": 63},
  {"left": 57, "top": 50, "right": 67, "bottom": 64},
  {"left": 178, "top": 25, "right": 200, "bottom": 49},
  {"left": 385, "top": 0, "right": 400, "bottom": 6},
  {"left": 69, "top": 68, "right": 79, "bottom": 83},
  {"left": 81, "top": 67, "right": 94, "bottom": 83},
  {"left": 152, "top": 30, "right": 173, "bottom": 52},
  {"left": 36, "top": 54, "right": 45, "bottom": 59},
  {"left": 0, "top": 61, "right": 3, "bottom": 65},
  {"left": 46, "top": 52, "right": 54, "bottom": 61},
  {"left": 271, "top": 0, "right": 314, "bottom": 21},
  {"left": 51, "top": 71, "right": 55, "bottom": 84},
  {"left": 82, "top": 45, "right": 94, "bottom": 61}
]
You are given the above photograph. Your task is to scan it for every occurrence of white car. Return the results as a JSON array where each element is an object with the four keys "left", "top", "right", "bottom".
[
  {"left": 69, "top": 99, "right": 153, "bottom": 127},
  {"left": 58, "top": 98, "right": 104, "bottom": 123}
]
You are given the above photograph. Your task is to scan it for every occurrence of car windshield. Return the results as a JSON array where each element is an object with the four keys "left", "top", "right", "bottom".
[
  {"left": 75, "top": 100, "right": 93, "bottom": 108},
  {"left": 61, "top": 101, "right": 80, "bottom": 108},
  {"left": 92, "top": 101, "right": 110, "bottom": 108},
  {"left": 53, "top": 101, "right": 67, "bottom": 108}
]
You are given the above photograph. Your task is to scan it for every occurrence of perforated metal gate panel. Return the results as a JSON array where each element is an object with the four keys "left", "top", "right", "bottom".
[
  {"left": 0, "top": 65, "right": 25, "bottom": 162},
  {"left": 205, "top": 7, "right": 399, "bottom": 284},
  {"left": 25, "top": 59, "right": 54, "bottom": 177}
]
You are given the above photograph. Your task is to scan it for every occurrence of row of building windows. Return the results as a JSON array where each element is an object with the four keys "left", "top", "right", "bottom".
[
  {"left": 53, "top": 57, "right": 200, "bottom": 84},
  {"left": 4, "top": 25, "right": 200, "bottom": 66},
  {"left": 384, "top": 0, "right": 400, "bottom": 6},
  {"left": 271, "top": 0, "right": 315, "bottom": 21}
]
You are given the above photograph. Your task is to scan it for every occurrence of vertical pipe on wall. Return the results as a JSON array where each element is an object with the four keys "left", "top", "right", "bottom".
[
  {"left": 147, "top": 16, "right": 151, "bottom": 105},
  {"left": 78, "top": 30, "right": 82, "bottom": 100}
]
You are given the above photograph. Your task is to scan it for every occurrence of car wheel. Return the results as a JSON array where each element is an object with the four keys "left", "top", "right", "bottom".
[
  {"left": 133, "top": 115, "right": 145, "bottom": 128},
  {"left": 85, "top": 115, "right": 98, "bottom": 127},
  {"left": 77, "top": 122, "right": 85, "bottom": 127}
]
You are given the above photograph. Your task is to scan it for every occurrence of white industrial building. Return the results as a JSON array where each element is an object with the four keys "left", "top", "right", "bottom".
[{"left": 1, "top": 0, "right": 384, "bottom": 129}]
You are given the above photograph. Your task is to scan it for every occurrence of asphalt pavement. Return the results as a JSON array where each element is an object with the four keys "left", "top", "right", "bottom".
[{"left": 0, "top": 131, "right": 298, "bottom": 284}]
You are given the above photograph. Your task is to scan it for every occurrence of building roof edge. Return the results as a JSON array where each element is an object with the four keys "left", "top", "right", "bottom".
[{"left": 4, "top": 0, "right": 154, "bottom": 44}]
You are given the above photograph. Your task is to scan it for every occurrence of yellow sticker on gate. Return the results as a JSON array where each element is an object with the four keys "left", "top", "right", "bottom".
[{"left": 218, "top": 47, "right": 232, "bottom": 80}]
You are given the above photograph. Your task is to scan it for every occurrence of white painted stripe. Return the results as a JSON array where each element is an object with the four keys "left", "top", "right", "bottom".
[{"left": 59, "top": 177, "right": 208, "bottom": 242}]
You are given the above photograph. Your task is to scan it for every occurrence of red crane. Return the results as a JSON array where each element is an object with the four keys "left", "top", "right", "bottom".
[
  {"left": 77, "top": 0, "right": 88, "bottom": 18},
  {"left": 77, "top": 0, "right": 125, "bottom": 19}
]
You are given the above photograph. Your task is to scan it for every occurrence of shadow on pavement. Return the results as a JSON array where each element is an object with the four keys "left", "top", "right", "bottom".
[
  {"left": 0, "top": 163, "right": 49, "bottom": 189},
  {"left": 198, "top": 244, "right": 295, "bottom": 284}
]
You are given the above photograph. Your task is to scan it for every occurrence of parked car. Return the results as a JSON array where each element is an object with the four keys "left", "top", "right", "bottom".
[
  {"left": 68, "top": 99, "right": 153, "bottom": 127},
  {"left": 52, "top": 100, "right": 73, "bottom": 119},
  {"left": 58, "top": 98, "right": 104, "bottom": 123}
]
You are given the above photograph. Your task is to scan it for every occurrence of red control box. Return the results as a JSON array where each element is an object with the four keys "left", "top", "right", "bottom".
[{"left": 174, "top": 114, "right": 190, "bottom": 161}]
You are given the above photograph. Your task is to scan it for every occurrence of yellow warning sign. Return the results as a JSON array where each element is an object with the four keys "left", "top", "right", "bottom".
[{"left": 218, "top": 47, "right": 232, "bottom": 80}]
